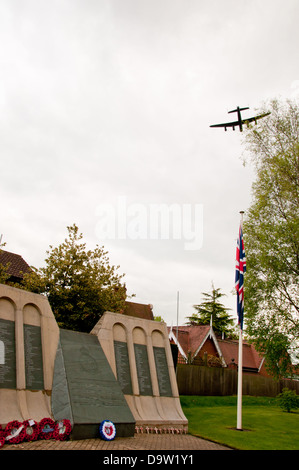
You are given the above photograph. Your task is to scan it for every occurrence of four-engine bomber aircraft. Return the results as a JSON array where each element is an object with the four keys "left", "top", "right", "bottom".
[{"left": 210, "top": 106, "right": 271, "bottom": 132}]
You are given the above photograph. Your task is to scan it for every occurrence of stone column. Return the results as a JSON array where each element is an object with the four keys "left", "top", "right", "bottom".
[{"left": 15, "top": 309, "right": 25, "bottom": 390}]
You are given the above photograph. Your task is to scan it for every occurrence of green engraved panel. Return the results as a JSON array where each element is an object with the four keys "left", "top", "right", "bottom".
[
  {"left": 134, "top": 343, "right": 153, "bottom": 396},
  {"left": 52, "top": 329, "right": 135, "bottom": 427},
  {"left": 0, "top": 318, "right": 16, "bottom": 389},
  {"left": 153, "top": 346, "right": 173, "bottom": 397},
  {"left": 24, "top": 324, "right": 44, "bottom": 390},
  {"left": 114, "top": 341, "right": 133, "bottom": 395}
]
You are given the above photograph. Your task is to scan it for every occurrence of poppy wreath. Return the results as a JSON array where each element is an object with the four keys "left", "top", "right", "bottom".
[
  {"left": 5, "top": 420, "right": 26, "bottom": 445},
  {"left": 53, "top": 419, "right": 72, "bottom": 441},
  {"left": 39, "top": 418, "right": 55, "bottom": 440},
  {"left": 0, "top": 427, "right": 5, "bottom": 449},
  {"left": 99, "top": 420, "right": 116, "bottom": 441},
  {"left": 23, "top": 420, "right": 40, "bottom": 441}
]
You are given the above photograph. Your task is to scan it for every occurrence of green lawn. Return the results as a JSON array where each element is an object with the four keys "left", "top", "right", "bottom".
[{"left": 180, "top": 395, "right": 299, "bottom": 450}]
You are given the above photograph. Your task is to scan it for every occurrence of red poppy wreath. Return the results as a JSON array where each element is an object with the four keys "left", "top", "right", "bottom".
[
  {"left": 39, "top": 418, "right": 55, "bottom": 440},
  {"left": 23, "top": 419, "right": 40, "bottom": 441},
  {"left": 5, "top": 420, "right": 26, "bottom": 445},
  {"left": 53, "top": 419, "right": 72, "bottom": 441},
  {"left": 0, "top": 428, "right": 5, "bottom": 449}
]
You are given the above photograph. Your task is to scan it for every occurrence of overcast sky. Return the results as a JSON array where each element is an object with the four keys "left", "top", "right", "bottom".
[{"left": 1, "top": 0, "right": 298, "bottom": 326}]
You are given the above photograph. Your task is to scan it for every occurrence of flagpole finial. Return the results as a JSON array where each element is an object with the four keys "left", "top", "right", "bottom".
[{"left": 239, "top": 211, "right": 244, "bottom": 226}]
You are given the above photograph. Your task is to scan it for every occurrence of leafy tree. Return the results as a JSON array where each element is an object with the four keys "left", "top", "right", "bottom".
[
  {"left": 154, "top": 315, "right": 165, "bottom": 323},
  {"left": 23, "top": 224, "right": 128, "bottom": 332},
  {"left": 186, "top": 283, "right": 235, "bottom": 337},
  {"left": 277, "top": 388, "right": 299, "bottom": 413},
  {"left": 242, "top": 98, "right": 299, "bottom": 378}
]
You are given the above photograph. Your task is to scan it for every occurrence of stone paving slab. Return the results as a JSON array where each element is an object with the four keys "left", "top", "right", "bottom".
[{"left": 2, "top": 433, "right": 231, "bottom": 451}]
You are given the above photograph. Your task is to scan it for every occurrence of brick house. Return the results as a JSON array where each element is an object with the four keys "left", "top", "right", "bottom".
[
  {"left": 168, "top": 324, "right": 270, "bottom": 377},
  {"left": 0, "top": 250, "right": 31, "bottom": 284},
  {"left": 121, "top": 301, "right": 154, "bottom": 321}
]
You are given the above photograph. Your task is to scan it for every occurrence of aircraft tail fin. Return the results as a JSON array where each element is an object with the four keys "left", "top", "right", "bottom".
[{"left": 228, "top": 106, "right": 249, "bottom": 114}]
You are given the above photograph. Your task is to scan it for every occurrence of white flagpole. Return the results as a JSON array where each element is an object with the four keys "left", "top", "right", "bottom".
[
  {"left": 237, "top": 211, "right": 244, "bottom": 431},
  {"left": 176, "top": 291, "right": 179, "bottom": 340},
  {"left": 237, "top": 324, "right": 243, "bottom": 429}
]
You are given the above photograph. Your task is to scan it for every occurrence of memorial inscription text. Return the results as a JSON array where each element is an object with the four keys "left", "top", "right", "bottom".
[
  {"left": 134, "top": 343, "right": 153, "bottom": 396},
  {"left": 0, "top": 318, "right": 16, "bottom": 388},
  {"left": 24, "top": 324, "right": 44, "bottom": 390},
  {"left": 114, "top": 340, "right": 133, "bottom": 395}
]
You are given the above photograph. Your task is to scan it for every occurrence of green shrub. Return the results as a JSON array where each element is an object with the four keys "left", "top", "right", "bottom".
[{"left": 277, "top": 388, "right": 299, "bottom": 413}]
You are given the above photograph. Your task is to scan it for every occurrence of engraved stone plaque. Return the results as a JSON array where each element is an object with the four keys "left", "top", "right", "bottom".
[
  {"left": 90, "top": 311, "right": 188, "bottom": 433},
  {"left": 153, "top": 346, "right": 173, "bottom": 397},
  {"left": 52, "top": 328, "right": 135, "bottom": 435},
  {"left": 114, "top": 341, "right": 133, "bottom": 395},
  {"left": 24, "top": 324, "right": 44, "bottom": 390},
  {"left": 0, "top": 318, "right": 16, "bottom": 388},
  {"left": 134, "top": 343, "right": 153, "bottom": 396}
]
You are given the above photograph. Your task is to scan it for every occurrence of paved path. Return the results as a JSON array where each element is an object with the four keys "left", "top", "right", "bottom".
[{"left": 2, "top": 433, "right": 231, "bottom": 451}]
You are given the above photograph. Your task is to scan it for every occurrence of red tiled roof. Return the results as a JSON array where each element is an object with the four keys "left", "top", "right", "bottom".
[
  {"left": 0, "top": 250, "right": 31, "bottom": 280},
  {"left": 123, "top": 301, "right": 154, "bottom": 321},
  {"left": 168, "top": 325, "right": 210, "bottom": 357},
  {"left": 218, "top": 339, "right": 263, "bottom": 370},
  {"left": 168, "top": 324, "right": 264, "bottom": 371}
]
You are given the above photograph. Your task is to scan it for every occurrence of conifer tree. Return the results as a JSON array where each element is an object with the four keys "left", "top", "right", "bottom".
[{"left": 186, "top": 283, "right": 235, "bottom": 337}]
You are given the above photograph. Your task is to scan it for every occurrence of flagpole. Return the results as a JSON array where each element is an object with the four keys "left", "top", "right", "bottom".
[
  {"left": 176, "top": 291, "right": 179, "bottom": 341},
  {"left": 175, "top": 291, "right": 179, "bottom": 377},
  {"left": 237, "top": 323, "right": 243, "bottom": 429},
  {"left": 237, "top": 211, "right": 244, "bottom": 430}
]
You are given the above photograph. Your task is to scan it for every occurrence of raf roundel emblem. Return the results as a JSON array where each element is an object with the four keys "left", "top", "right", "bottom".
[{"left": 99, "top": 420, "right": 116, "bottom": 441}]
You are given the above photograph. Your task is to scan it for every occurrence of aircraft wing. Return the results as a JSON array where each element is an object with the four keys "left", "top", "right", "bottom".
[
  {"left": 210, "top": 112, "right": 271, "bottom": 130},
  {"left": 242, "top": 112, "right": 271, "bottom": 126},
  {"left": 210, "top": 120, "right": 239, "bottom": 129}
]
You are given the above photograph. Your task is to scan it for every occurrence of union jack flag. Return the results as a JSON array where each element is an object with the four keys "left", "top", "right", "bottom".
[{"left": 235, "top": 224, "right": 246, "bottom": 329}]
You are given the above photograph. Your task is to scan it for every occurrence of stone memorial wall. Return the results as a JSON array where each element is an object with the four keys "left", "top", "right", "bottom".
[
  {"left": 0, "top": 284, "right": 59, "bottom": 425},
  {"left": 0, "top": 283, "right": 187, "bottom": 438},
  {"left": 91, "top": 312, "right": 188, "bottom": 432}
]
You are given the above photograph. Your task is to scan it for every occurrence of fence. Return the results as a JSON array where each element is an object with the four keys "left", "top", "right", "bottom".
[{"left": 176, "top": 364, "right": 299, "bottom": 397}]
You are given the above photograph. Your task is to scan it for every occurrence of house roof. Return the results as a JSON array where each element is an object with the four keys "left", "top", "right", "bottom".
[
  {"left": 168, "top": 325, "right": 211, "bottom": 358},
  {"left": 123, "top": 301, "right": 154, "bottom": 321},
  {"left": 0, "top": 250, "right": 31, "bottom": 281},
  {"left": 168, "top": 324, "right": 264, "bottom": 371},
  {"left": 218, "top": 339, "right": 264, "bottom": 371}
]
